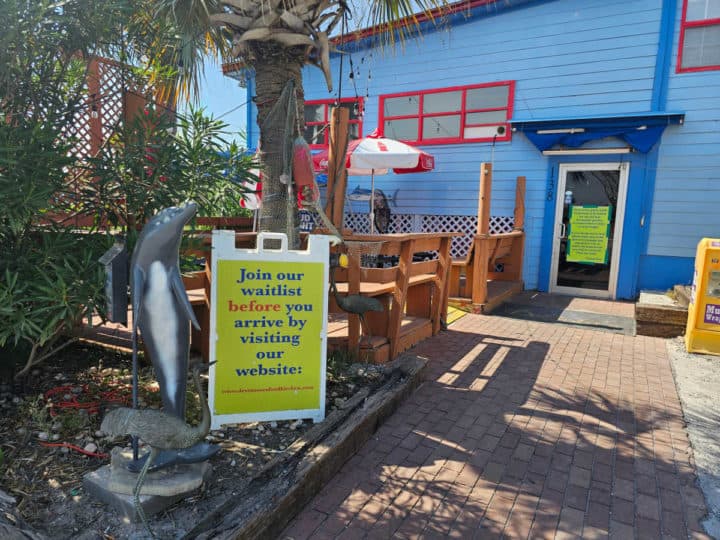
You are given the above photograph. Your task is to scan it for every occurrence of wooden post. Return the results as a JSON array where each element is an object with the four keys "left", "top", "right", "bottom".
[
  {"left": 345, "top": 252, "right": 361, "bottom": 356},
  {"left": 472, "top": 236, "right": 489, "bottom": 305},
  {"left": 324, "top": 107, "right": 350, "bottom": 229},
  {"left": 87, "top": 58, "right": 102, "bottom": 156},
  {"left": 514, "top": 176, "right": 526, "bottom": 230},
  {"left": 477, "top": 162, "right": 492, "bottom": 235},
  {"left": 473, "top": 163, "right": 492, "bottom": 304},
  {"left": 507, "top": 175, "right": 527, "bottom": 282},
  {"left": 434, "top": 236, "right": 452, "bottom": 334},
  {"left": 388, "top": 239, "right": 414, "bottom": 359}
]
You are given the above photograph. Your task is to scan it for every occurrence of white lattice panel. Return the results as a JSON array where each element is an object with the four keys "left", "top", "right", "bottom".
[
  {"left": 423, "top": 215, "right": 474, "bottom": 258},
  {"left": 344, "top": 213, "right": 371, "bottom": 233},
  {"left": 490, "top": 216, "right": 514, "bottom": 235},
  {"left": 98, "top": 60, "right": 124, "bottom": 142},
  {"left": 390, "top": 214, "right": 414, "bottom": 233},
  {"left": 298, "top": 212, "right": 515, "bottom": 260}
]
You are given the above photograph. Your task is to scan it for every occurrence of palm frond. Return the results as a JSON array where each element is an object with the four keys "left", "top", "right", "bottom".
[{"left": 365, "top": 0, "right": 450, "bottom": 46}]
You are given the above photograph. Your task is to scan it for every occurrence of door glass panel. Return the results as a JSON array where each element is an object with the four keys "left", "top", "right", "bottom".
[{"left": 555, "top": 170, "right": 619, "bottom": 291}]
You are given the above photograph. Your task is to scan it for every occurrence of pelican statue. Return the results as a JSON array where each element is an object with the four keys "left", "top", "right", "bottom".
[
  {"left": 329, "top": 254, "right": 384, "bottom": 343},
  {"left": 101, "top": 362, "right": 213, "bottom": 537}
]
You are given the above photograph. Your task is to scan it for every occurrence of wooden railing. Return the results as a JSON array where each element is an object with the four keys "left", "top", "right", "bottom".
[
  {"left": 447, "top": 164, "right": 526, "bottom": 310},
  {"left": 331, "top": 232, "right": 458, "bottom": 360}
]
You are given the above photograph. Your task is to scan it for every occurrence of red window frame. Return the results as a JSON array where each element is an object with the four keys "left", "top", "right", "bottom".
[
  {"left": 677, "top": 0, "right": 720, "bottom": 73},
  {"left": 304, "top": 97, "right": 364, "bottom": 149},
  {"left": 378, "top": 81, "right": 515, "bottom": 145}
]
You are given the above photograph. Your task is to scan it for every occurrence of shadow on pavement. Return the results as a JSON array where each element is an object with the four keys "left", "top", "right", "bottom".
[{"left": 287, "top": 321, "right": 708, "bottom": 538}]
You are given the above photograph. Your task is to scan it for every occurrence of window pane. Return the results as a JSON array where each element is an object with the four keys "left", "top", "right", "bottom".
[
  {"left": 348, "top": 123, "right": 360, "bottom": 140},
  {"left": 467, "top": 86, "right": 509, "bottom": 109},
  {"left": 686, "top": 0, "right": 720, "bottom": 21},
  {"left": 683, "top": 25, "right": 720, "bottom": 68},
  {"left": 383, "top": 95, "right": 419, "bottom": 117},
  {"left": 385, "top": 119, "right": 418, "bottom": 140},
  {"left": 422, "top": 115, "right": 460, "bottom": 139},
  {"left": 304, "top": 104, "right": 324, "bottom": 123},
  {"left": 304, "top": 124, "right": 326, "bottom": 145},
  {"left": 423, "top": 91, "right": 462, "bottom": 113},
  {"left": 332, "top": 102, "right": 361, "bottom": 121},
  {"left": 466, "top": 111, "right": 508, "bottom": 125}
]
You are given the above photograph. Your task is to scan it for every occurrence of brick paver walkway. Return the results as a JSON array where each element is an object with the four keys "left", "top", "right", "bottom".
[{"left": 283, "top": 313, "right": 710, "bottom": 539}]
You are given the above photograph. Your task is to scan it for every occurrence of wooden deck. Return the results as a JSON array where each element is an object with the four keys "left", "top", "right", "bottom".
[
  {"left": 449, "top": 280, "right": 524, "bottom": 314},
  {"left": 327, "top": 313, "right": 432, "bottom": 364}
]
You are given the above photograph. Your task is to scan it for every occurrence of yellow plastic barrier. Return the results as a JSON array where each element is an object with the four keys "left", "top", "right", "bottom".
[{"left": 685, "top": 238, "right": 720, "bottom": 355}]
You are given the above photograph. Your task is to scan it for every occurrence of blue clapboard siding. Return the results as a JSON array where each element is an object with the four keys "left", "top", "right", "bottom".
[
  {"left": 296, "top": 0, "right": 665, "bottom": 290},
  {"left": 645, "top": 0, "right": 720, "bottom": 267}
]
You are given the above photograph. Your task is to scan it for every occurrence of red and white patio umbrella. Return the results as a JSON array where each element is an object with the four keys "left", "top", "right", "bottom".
[{"left": 313, "top": 131, "right": 435, "bottom": 232}]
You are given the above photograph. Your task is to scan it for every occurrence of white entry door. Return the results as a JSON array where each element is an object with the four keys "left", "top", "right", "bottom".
[{"left": 549, "top": 163, "right": 629, "bottom": 298}]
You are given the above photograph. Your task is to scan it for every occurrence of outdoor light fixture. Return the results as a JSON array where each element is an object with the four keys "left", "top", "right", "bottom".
[
  {"left": 541, "top": 147, "right": 633, "bottom": 155},
  {"left": 536, "top": 128, "right": 586, "bottom": 134}
]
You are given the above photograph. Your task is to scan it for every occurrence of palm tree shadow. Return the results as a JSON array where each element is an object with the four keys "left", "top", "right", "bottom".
[{"left": 312, "top": 326, "right": 700, "bottom": 538}]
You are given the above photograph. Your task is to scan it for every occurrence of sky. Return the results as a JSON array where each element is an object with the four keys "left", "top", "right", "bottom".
[{"left": 194, "top": 58, "right": 249, "bottom": 147}]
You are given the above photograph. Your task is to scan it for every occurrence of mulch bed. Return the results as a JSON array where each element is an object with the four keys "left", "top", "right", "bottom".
[{"left": 0, "top": 341, "right": 389, "bottom": 539}]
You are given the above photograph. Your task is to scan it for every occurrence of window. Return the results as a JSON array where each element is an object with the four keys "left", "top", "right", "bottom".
[
  {"left": 678, "top": 0, "right": 720, "bottom": 72},
  {"left": 303, "top": 98, "right": 363, "bottom": 148},
  {"left": 379, "top": 82, "right": 514, "bottom": 145}
]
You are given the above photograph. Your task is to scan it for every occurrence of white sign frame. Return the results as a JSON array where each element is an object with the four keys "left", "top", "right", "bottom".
[{"left": 208, "top": 231, "right": 330, "bottom": 429}]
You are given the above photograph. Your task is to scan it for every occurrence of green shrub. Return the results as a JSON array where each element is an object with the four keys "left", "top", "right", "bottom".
[
  {"left": 0, "top": 1, "right": 125, "bottom": 378},
  {"left": 79, "top": 105, "right": 257, "bottom": 241},
  {"left": 0, "top": 1, "right": 257, "bottom": 378}
]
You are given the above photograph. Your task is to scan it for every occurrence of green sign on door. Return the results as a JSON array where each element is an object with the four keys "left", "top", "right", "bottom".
[{"left": 566, "top": 205, "right": 613, "bottom": 265}]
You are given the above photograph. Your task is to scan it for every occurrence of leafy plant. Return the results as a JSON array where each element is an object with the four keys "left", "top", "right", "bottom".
[
  {"left": 0, "top": 1, "right": 124, "bottom": 378},
  {"left": 78, "top": 105, "right": 257, "bottom": 245},
  {"left": 0, "top": 1, "right": 256, "bottom": 379}
]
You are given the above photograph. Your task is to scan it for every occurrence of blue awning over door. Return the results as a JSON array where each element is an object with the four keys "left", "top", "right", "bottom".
[{"left": 510, "top": 112, "right": 685, "bottom": 154}]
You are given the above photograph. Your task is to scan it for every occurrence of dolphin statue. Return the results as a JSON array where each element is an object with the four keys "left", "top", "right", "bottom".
[{"left": 127, "top": 202, "right": 218, "bottom": 472}]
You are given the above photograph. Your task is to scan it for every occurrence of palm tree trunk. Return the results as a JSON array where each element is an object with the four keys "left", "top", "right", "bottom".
[{"left": 253, "top": 43, "right": 306, "bottom": 249}]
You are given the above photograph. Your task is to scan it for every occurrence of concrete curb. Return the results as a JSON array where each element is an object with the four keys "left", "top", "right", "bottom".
[{"left": 184, "top": 353, "right": 428, "bottom": 540}]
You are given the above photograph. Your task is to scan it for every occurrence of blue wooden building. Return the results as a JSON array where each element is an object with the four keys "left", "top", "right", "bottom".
[{"left": 232, "top": 0, "right": 720, "bottom": 300}]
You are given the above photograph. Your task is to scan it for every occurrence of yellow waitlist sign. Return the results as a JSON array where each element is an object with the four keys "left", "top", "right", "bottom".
[
  {"left": 566, "top": 205, "right": 612, "bottom": 265},
  {"left": 208, "top": 232, "right": 331, "bottom": 428}
]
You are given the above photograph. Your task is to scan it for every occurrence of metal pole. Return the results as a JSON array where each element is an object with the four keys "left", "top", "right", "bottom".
[
  {"left": 131, "top": 326, "right": 139, "bottom": 462},
  {"left": 370, "top": 170, "right": 376, "bottom": 234}
]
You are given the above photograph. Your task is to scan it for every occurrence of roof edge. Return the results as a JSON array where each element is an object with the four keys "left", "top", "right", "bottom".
[{"left": 510, "top": 111, "right": 686, "bottom": 130}]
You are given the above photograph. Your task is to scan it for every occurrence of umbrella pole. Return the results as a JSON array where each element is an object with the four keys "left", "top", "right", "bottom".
[{"left": 370, "top": 170, "right": 375, "bottom": 234}]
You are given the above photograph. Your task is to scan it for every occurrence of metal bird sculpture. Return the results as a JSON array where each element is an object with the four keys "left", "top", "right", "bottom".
[
  {"left": 329, "top": 257, "right": 384, "bottom": 344},
  {"left": 101, "top": 363, "right": 213, "bottom": 537}
]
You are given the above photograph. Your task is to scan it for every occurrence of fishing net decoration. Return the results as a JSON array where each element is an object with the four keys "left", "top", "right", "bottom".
[
  {"left": 258, "top": 80, "right": 300, "bottom": 248},
  {"left": 345, "top": 240, "right": 384, "bottom": 268}
]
